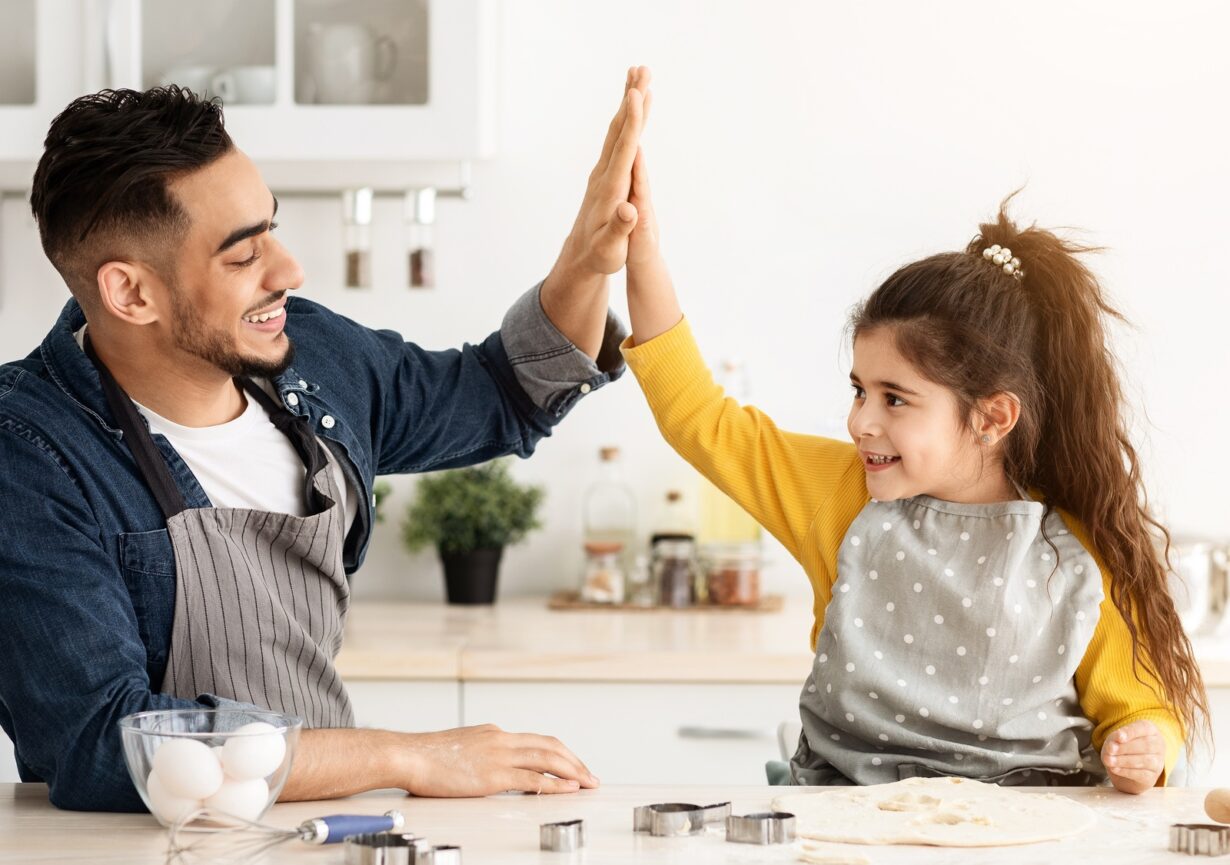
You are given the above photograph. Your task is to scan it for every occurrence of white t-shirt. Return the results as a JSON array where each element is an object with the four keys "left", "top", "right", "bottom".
[{"left": 76, "top": 327, "right": 358, "bottom": 532}]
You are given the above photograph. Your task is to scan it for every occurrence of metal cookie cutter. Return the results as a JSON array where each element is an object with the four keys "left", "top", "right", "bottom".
[
  {"left": 540, "top": 819, "right": 585, "bottom": 852},
  {"left": 725, "top": 811, "right": 796, "bottom": 845},
  {"left": 632, "top": 801, "right": 731, "bottom": 837},
  {"left": 1171, "top": 824, "right": 1230, "bottom": 856},
  {"left": 344, "top": 832, "right": 462, "bottom": 865}
]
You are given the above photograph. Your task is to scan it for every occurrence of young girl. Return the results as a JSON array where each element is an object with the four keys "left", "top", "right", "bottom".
[{"left": 618, "top": 150, "right": 1206, "bottom": 793}]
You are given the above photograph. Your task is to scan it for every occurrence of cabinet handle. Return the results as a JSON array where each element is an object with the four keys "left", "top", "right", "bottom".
[{"left": 676, "top": 725, "right": 774, "bottom": 741}]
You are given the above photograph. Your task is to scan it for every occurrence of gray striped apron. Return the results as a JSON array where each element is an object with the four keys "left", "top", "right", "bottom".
[
  {"left": 88, "top": 337, "right": 353, "bottom": 728},
  {"left": 791, "top": 492, "right": 1107, "bottom": 786}
]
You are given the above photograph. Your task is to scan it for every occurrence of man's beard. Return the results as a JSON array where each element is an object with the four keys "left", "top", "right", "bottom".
[{"left": 169, "top": 292, "right": 294, "bottom": 379}]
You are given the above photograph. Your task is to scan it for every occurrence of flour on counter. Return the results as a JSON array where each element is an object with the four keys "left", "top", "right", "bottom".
[{"left": 772, "top": 777, "right": 1096, "bottom": 848}]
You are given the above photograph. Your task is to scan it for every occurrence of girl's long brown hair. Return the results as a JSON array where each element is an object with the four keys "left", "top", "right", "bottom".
[{"left": 850, "top": 201, "right": 1208, "bottom": 750}]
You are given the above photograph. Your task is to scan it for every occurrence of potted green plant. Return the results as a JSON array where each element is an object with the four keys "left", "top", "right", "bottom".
[{"left": 400, "top": 459, "right": 545, "bottom": 605}]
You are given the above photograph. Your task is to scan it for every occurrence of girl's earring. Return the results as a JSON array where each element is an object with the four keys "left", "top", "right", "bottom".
[{"left": 981, "top": 435, "right": 991, "bottom": 444}]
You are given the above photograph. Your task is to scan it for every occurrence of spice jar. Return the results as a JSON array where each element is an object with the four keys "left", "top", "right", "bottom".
[
  {"left": 342, "top": 188, "right": 373, "bottom": 289},
  {"left": 404, "top": 187, "right": 436, "bottom": 288},
  {"left": 653, "top": 538, "right": 698, "bottom": 608},
  {"left": 702, "top": 542, "right": 762, "bottom": 606},
  {"left": 581, "top": 541, "right": 625, "bottom": 604}
]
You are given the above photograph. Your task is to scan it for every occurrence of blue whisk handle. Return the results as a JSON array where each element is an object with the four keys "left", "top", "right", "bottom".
[{"left": 300, "top": 810, "right": 406, "bottom": 844}]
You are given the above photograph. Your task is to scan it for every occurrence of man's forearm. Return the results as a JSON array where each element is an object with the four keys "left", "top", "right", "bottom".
[
  {"left": 540, "top": 251, "right": 610, "bottom": 360},
  {"left": 278, "top": 728, "right": 408, "bottom": 801}
]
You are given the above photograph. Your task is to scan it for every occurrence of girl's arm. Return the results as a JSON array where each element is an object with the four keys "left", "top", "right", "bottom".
[
  {"left": 621, "top": 147, "right": 866, "bottom": 561},
  {"left": 1068, "top": 517, "right": 1185, "bottom": 791}
]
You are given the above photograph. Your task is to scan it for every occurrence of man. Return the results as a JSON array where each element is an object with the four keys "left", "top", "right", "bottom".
[{"left": 0, "top": 67, "right": 651, "bottom": 811}]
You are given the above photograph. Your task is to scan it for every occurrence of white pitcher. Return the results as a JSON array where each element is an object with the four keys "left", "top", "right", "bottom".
[{"left": 305, "top": 22, "right": 397, "bottom": 105}]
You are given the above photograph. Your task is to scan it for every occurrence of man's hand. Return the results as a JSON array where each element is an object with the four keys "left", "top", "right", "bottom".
[
  {"left": 400, "top": 724, "right": 599, "bottom": 797},
  {"left": 540, "top": 67, "right": 651, "bottom": 358},
  {"left": 1102, "top": 719, "right": 1165, "bottom": 794}
]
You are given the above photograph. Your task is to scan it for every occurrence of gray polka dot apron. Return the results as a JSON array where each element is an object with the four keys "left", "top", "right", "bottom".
[{"left": 791, "top": 492, "right": 1109, "bottom": 786}]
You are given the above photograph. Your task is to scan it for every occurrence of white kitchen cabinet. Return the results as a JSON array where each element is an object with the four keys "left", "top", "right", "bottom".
[
  {"left": 0, "top": 0, "right": 495, "bottom": 174},
  {"left": 461, "top": 682, "right": 802, "bottom": 786},
  {"left": 0, "top": 730, "right": 16, "bottom": 783},
  {"left": 345, "top": 680, "right": 461, "bottom": 732},
  {"left": 104, "top": 0, "right": 495, "bottom": 162},
  {"left": 0, "top": 0, "right": 87, "bottom": 162}
]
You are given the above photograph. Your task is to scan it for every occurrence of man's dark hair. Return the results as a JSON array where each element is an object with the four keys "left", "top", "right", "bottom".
[{"left": 29, "top": 86, "right": 233, "bottom": 304}]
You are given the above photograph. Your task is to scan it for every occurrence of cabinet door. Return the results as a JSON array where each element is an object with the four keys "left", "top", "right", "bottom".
[
  {"left": 462, "top": 682, "right": 801, "bottom": 785},
  {"left": 0, "top": 0, "right": 86, "bottom": 163},
  {"left": 345, "top": 680, "right": 461, "bottom": 732},
  {"left": 0, "top": 729, "right": 16, "bottom": 783},
  {"left": 113, "top": 0, "right": 495, "bottom": 162}
]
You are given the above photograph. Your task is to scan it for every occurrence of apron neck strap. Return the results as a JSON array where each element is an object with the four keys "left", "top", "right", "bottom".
[
  {"left": 238, "top": 379, "right": 330, "bottom": 511},
  {"left": 83, "top": 333, "right": 189, "bottom": 520}
]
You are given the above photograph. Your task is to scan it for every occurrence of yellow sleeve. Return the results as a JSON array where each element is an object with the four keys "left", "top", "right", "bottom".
[
  {"left": 620, "top": 316, "right": 865, "bottom": 567},
  {"left": 1067, "top": 516, "right": 1185, "bottom": 785}
]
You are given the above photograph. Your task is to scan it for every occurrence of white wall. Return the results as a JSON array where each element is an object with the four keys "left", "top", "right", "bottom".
[{"left": 1, "top": 1, "right": 1227, "bottom": 605}]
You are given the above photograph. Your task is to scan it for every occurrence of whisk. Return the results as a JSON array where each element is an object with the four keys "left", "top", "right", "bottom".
[{"left": 166, "top": 807, "right": 404, "bottom": 863}]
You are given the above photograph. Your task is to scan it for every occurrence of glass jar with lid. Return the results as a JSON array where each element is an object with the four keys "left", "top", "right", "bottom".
[
  {"left": 580, "top": 541, "right": 626, "bottom": 604},
  {"left": 701, "top": 542, "right": 763, "bottom": 606},
  {"left": 653, "top": 538, "right": 699, "bottom": 608}
]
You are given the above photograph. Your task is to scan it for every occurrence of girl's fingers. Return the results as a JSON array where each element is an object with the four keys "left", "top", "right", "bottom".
[
  {"left": 1105, "top": 753, "right": 1163, "bottom": 772},
  {"left": 1108, "top": 737, "right": 1164, "bottom": 756}
]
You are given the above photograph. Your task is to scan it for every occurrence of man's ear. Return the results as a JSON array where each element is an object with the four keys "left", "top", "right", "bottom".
[
  {"left": 96, "top": 260, "right": 163, "bottom": 326},
  {"left": 973, "top": 391, "right": 1022, "bottom": 447}
]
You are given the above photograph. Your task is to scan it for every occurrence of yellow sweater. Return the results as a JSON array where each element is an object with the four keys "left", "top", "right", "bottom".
[{"left": 622, "top": 317, "right": 1183, "bottom": 782}]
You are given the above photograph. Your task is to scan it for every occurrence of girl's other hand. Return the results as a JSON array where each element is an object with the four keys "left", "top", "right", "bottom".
[{"left": 1102, "top": 719, "right": 1165, "bottom": 794}]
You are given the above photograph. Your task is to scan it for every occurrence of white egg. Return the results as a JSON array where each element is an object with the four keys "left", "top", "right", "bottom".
[
  {"left": 220, "top": 722, "right": 287, "bottom": 781},
  {"left": 204, "top": 777, "right": 270, "bottom": 823},
  {"left": 151, "top": 738, "right": 224, "bottom": 800},
  {"left": 146, "top": 769, "right": 202, "bottom": 824}
]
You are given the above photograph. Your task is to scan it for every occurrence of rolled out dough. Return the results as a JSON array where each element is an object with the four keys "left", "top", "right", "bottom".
[{"left": 772, "top": 776, "right": 1096, "bottom": 847}]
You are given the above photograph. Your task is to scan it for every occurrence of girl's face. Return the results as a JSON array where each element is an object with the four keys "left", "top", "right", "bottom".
[{"left": 846, "top": 328, "right": 1014, "bottom": 504}]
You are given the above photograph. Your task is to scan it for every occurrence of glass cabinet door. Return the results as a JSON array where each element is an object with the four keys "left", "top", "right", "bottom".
[
  {"left": 141, "top": 0, "right": 277, "bottom": 105},
  {"left": 0, "top": 1, "right": 36, "bottom": 106},
  {"left": 294, "top": 0, "right": 429, "bottom": 106}
]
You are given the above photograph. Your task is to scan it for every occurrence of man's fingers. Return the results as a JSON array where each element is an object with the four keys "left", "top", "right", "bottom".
[
  {"left": 596, "top": 68, "right": 641, "bottom": 173},
  {"left": 605, "top": 89, "right": 644, "bottom": 186},
  {"left": 504, "top": 769, "right": 581, "bottom": 796},
  {"left": 507, "top": 733, "right": 596, "bottom": 783},
  {"left": 511, "top": 748, "right": 593, "bottom": 785}
]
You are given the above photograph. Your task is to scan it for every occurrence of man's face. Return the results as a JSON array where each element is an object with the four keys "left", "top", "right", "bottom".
[{"left": 162, "top": 149, "right": 304, "bottom": 379}]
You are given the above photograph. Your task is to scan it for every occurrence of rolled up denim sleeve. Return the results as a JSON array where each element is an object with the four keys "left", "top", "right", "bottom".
[
  {"left": 0, "top": 427, "right": 256, "bottom": 812},
  {"left": 499, "top": 282, "right": 628, "bottom": 418}
]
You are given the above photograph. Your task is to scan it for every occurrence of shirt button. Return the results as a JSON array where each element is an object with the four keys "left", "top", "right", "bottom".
[
  {"left": 321, "top": 415, "right": 336, "bottom": 429},
  {"left": 298, "top": 379, "right": 308, "bottom": 388},
  {"left": 579, "top": 383, "right": 592, "bottom": 395},
  {"left": 285, "top": 393, "right": 299, "bottom": 407}
]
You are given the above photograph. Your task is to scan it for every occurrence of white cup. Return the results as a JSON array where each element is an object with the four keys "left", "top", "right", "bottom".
[
  {"left": 159, "top": 66, "right": 217, "bottom": 98},
  {"left": 211, "top": 66, "right": 276, "bottom": 105},
  {"left": 306, "top": 23, "right": 397, "bottom": 105}
]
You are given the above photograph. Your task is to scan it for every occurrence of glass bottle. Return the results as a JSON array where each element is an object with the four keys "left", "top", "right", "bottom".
[{"left": 583, "top": 446, "right": 637, "bottom": 573}]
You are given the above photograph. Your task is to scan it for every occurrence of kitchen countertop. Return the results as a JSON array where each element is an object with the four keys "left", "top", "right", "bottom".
[
  {"left": 0, "top": 781, "right": 1213, "bottom": 864},
  {"left": 335, "top": 598, "right": 1230, "bottom": 687}
]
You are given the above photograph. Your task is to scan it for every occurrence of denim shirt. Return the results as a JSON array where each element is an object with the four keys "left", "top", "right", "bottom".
[{"left": 0, "top": 284, "right": 626, "bottom": 811}]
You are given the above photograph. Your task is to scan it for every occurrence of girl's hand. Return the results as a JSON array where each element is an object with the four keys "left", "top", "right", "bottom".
[
  {"left": 1102, "top": 719, "right": 1165, "bottom": 793},
  {"left": 627, "top": 144, "right": 660, "bottom": 267}
]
